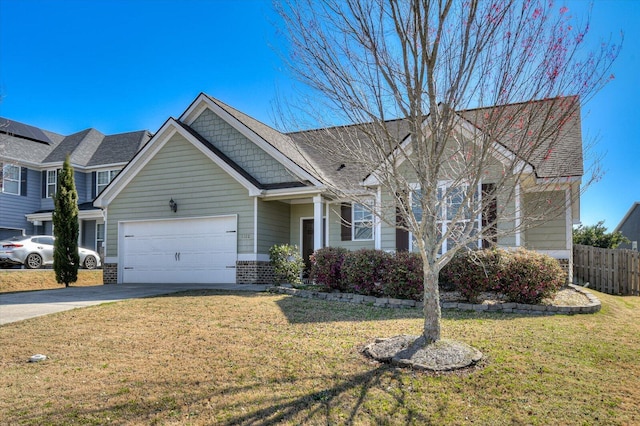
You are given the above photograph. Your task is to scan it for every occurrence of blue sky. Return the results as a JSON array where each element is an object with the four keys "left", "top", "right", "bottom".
[{"left": 1, "top": 0, "right": 638, "bottom": 229}]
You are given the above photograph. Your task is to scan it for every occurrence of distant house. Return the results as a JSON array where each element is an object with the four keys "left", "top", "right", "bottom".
[
  {"left": 0, "top": 118, "right": 150, "bottom": 255},
  {"left": 94, "top": 93, "right": 583, "bottom": 285},
  {"left": 615, "top": 202, "right": 640, "bottom": 250}
]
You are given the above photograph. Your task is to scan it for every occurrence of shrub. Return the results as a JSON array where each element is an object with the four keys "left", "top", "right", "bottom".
[
  {"left": 382, "top": 251, "right": 424, "bottom": 301},
  {"left": 497, "top": 249, "right": 565, "bottom": 304},
  {"left": 440, "top": 248, "right": 507, "bottom": 303},
  {"left": 342, "top": 249, "right": 392, "bottom": 296},
  {"left": 269, "top": 244, "right": 305, "bottom": 286},
  {"left": 309, "top": 247, "right": 349, "bottom": 291}
]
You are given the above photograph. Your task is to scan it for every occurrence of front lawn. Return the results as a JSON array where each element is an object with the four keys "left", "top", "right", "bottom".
[{"left": 0, "top": 290, "right": 638, "bottom": 424}]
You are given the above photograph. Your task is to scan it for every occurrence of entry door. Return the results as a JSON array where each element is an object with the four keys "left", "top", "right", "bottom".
[{"left": 301, "top": 219, "right": 325, "bottom": 274}]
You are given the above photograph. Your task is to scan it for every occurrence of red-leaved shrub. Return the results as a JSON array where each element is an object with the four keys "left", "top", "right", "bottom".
[
  {"left": 439, "top": 248, "right": 507, "bottom": 303},
  {"left": 309, "top": 247, "right": 349, "bottom": 291},
  {"left": 497, "top": 249, "right": 566, "bottom": 304},
  {"left": 383, "top": 251, "right": 424, "bottom": 301},
  {"left": 341, "top": 249, "right": 391, "bottom": 296}
]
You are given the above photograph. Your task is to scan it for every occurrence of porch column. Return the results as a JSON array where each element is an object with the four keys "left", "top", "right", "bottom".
[
  {"left": 515, "top": 182, "right": 522, "bottom": 247},
  {"left": 313, "top": 195, "right": 323, "bottom": 250},
  {"left": 375, "top": 187, "right": 382, "bottom": 250}
]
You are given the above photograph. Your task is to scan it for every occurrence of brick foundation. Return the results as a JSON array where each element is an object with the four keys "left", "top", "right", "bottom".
[
  {"left": 103, "top": 263, "right": 118, "bottom": 284},
  {"left": 236, "top": 261, "right": 275, "bottom": 284}
]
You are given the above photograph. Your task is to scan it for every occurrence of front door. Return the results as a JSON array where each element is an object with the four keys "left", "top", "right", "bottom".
[{"left": 301, "top": 218, "right": 326, "bottom": 275}]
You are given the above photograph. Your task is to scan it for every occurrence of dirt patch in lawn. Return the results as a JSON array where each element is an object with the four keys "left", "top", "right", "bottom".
[{"left": 0, "top": 270, "right": 103, "bottom": 293}]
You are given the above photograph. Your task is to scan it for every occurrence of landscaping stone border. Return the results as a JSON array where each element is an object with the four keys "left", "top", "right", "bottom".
[{"left": 268, "top": 284, "right": 601, "bottom": 315}]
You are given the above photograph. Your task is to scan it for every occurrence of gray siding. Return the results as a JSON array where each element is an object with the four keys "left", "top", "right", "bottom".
[
  {"left": 0, "top": 168, "right": 41, "bottom": 234},
  {"left": 257, "top": 200, "right": 290, "bottom": 254},
  {"left": 617, "top": 206, "right": 640, "bottom": 249},
  {"left": 191, "top": 109, "right": 296, "bottom": 185},
  {"left": 105, "top": 132, "right": 255, "bottom": 257}
]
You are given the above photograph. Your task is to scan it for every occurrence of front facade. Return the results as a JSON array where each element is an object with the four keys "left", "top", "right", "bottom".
[
  {"left": 95, "top": 93, "right": 582, "bottom": 284},
  {"left": 0, "top": 118, "right": 150, "bottom": 256}
]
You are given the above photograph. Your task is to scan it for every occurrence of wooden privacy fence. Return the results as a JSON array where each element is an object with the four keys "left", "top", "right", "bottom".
[{"left": 573, "top": 244, "right": 640, "bottom": 296}]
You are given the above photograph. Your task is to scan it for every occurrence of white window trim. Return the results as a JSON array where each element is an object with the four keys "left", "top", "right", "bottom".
[
  {"left": 352, "top": 200, "right": 375, "bottom": 241},
  {"left": 46, "top": 170, "right": 57, "bottom": 198},
  {"left": 2, "top": 164, "right": 21, "bottom": 195},
  {"left": 410, "top": 181, "right": 483, "bottom": 254},
  {"left": 96, "top": 169, "right": 121, "bottom": 195}
]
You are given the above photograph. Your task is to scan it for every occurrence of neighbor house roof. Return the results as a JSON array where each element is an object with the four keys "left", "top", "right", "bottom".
[{"left": 0, "top": 117, "right": 150, "bottom": 169}]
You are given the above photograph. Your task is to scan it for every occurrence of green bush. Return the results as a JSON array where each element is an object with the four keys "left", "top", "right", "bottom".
[
  {"left": 497, "top": 249, "right": 566, "bottom": 304},
  {"left": 440, "top": 248, "right": 507, "bottom": 303},
  {"left": 269, "top": 244, "right": 305, "bottom": 286},
  {"left": 383, "top": 251, "right": 424, "bottom": 301},
  {"left": 310, "top": 247, "right": 349, "bottom": 291},
  {"left": 441, "top": 248, "right": 565, "bottom": 304},
  {"left": 342, "top": 249, "right": 391, "bottom": 296}
]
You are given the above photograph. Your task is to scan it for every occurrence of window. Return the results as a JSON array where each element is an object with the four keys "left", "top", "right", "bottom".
[
  {"left": 411, "top": 182, "right": 482, "bottom": 254},
  {"left": 96, "top": 223, "right": 105, "bottom": 252},
  {"left": 46, "top": 170, "right": 57, "bottom": 198},
  {"left": 2, "top": 164, "right": 20, "bottom": 195},
  {"left": 353, "top": 201, "right": 374, "bottom": 241},
  {"left": 96, "top": 169, "right": 120, "bottom": 195}
]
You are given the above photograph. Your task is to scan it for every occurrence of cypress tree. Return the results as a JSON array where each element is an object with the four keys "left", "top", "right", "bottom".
[{"left": 53, "top": 155, "right": 79, "bottom": 287}]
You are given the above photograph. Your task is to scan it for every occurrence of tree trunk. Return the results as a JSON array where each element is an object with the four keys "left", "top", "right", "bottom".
[{"left": 422, "top": 265, "right": 441, "bottom": 343}]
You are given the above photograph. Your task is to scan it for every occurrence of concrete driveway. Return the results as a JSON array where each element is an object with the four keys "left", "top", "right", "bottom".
[{"left": 0, "top": 283, "right": 269, "bottom": 325}]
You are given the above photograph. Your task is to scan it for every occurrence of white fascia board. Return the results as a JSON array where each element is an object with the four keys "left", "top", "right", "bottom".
[
  {"left": 180, "top": 94, "right": 323, "bottom": 187},
  {"left": 85, "top": 163, "right": 129, "bottom": 171},
  {"left": 25, "top": 210, "right": 103, "bottom": 222},
  {"left": 260, "top": 186, "right": 325, "bottom": 200},
  {"left": 0, "top": 157, "right": 44, "bottom": 169},
  {"left": 94, "top": 118, "right": 263, "bottom": 208}
]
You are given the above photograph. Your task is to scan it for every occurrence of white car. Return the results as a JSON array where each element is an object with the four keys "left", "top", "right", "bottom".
[{"left": 0, "top": 235, "right": 101, "bottom": 269}]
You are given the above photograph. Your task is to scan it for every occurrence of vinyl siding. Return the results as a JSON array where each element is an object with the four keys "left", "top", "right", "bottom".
[
  {"left": 0, "top": 168, "right": 41, "bottom": 234},
  {"left": 190, "top": 109, "right": 295, "bottom": 185},
  {"left": 105, "top": 132, "right": 254, "bottom": 257},
  {"left": 523, "top": 191, "right": 567, "bottom": 250},
  {"left": 257, "top": 199, "right": 290, "bottom": 253}
]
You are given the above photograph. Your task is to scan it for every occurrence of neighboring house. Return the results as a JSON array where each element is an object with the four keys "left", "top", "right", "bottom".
[
  {"left": 94, "top": 93, "right": 582, "bottom": 285},
  {"left": 614, "top": 202, "right": 640, "bottom": 250},
  {"left": 0, "top": 118, "right": 150, "bottom": 256}
]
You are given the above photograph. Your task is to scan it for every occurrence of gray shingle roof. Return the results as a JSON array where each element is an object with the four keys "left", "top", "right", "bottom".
[
  {"left": 201, "top": 95, "right": 582, "bottom": 189},
  {"left": 0, "top": 117, "right": 149, "bottom": 169},
  {"left": 87, "top": 131, "right": 151, "bottom": 166},
  {"left": 458, "top": 96, "right": 582, "bottom": 179}
]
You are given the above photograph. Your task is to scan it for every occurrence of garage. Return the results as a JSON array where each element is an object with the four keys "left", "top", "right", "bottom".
[{"left": 119, "top": 216, "right": 237, "bottom": 284}]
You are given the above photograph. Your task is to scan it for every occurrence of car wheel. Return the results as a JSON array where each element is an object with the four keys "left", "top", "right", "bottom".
[
  {"left": 25, "top": 253, "right": 43, "bottom": 269},
  {"left": 83, "top": 255, "right": 97, "bottom": 270}
]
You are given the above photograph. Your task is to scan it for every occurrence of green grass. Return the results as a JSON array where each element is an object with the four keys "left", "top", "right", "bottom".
[{"left": 0, "top": 289, "right": 638, "bottom": 425}]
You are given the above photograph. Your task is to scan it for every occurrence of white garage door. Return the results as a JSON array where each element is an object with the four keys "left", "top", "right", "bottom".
[{"left": 120, "top": 216, "right": 237, "bottom": 284}]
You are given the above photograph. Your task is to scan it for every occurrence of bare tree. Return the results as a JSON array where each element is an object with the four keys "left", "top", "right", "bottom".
[{"left": 276, "top": 0, "right": 619, "bottom": 353}]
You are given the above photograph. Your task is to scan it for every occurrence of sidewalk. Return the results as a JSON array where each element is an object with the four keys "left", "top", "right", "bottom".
[{"left": 0, "top": 283, "right": 269, "bottom": 325}]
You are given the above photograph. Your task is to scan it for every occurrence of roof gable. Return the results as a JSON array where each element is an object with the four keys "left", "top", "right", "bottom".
[
  {"left": 180, "top": 93, "right": 323, "bottom": 187},
  {"left": 94, "top": 118, "right": 267, "bottom": 207}
]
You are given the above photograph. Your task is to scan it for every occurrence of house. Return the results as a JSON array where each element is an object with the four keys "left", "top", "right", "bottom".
[
  {"left": 94, "top": 93, "right": 582, "bottom": 285},
  {"left": 614, "top": 202, "right": 640, "bottom": 250},
  {"left": 0, "top": 118, "right": 150, "bottom": 256}
]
